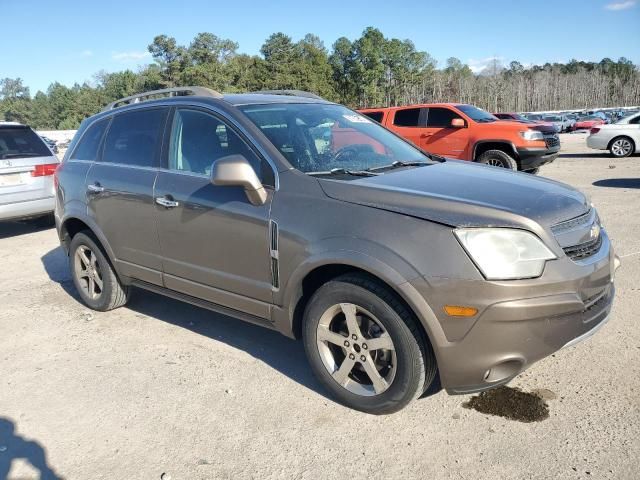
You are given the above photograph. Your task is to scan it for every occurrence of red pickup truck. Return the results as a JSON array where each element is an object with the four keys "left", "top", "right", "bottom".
[{"left": 359, "top": 103, "right": 560, "bottom": 172}]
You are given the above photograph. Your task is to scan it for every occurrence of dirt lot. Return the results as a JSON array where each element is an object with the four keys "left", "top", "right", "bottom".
[{"left": 1, "top": 133, "right": 638, "bottom": 480}]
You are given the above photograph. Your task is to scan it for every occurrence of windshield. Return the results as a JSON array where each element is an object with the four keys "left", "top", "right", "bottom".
[
  {"left": 512, "top": 114, "right": 529, "bottom": 121},
  {"left": 455, "top": 104, "right": 497, "bottom": 123},
  {"left": 239, "top": 103, "right": 429, "bottom": 174},
  {"left": 544, "top": 116, "right": 561, "bottom": 122},
  {"left": 0, "top": 127, "right": 51, "bottom": 159}
]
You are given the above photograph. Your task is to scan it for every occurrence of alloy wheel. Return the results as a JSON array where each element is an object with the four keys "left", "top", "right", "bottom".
[
  {"left": 74, "top": 245, "right": 103, "bottom": 300},
  {"left": 316, "top": 303, "right": 397, "bottom": 396},
  {"left": 611, "top": 139, "right": 632, "bottom": 157}
]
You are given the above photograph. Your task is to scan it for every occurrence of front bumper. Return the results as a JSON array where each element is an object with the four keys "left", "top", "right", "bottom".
[
  {"left": 0, "top": 196, "right": 55, "bottom": 221},
  {"left": 517, "top": 146, "right": 560, "bottom": 170},
  {"left": 409, "top": 231, "right": 618, "bottom": 394}
]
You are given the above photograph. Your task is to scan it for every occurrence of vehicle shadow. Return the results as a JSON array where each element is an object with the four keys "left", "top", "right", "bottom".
[
  {"left": 41, "top": 245, "right": 443, "bottom": 405},
  {"left": 0, "top": 417, "right": 63, "bottom": 480},
  {"left": 0, "top": 219, "right": 54, "bottom": 240},
  {"left": 593, "top": 178, "right": 640, "bottom": 189},
  {"left": 558, "top": 153, "right": 608, "bottom": 159}
]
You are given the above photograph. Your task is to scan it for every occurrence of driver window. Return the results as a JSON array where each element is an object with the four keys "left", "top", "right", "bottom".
[
  {"left": 168, "top": 109, "right": 264, "bottom": 181},
  {"left": 427, "top": 108, "right": 463, "bottom": 128}
]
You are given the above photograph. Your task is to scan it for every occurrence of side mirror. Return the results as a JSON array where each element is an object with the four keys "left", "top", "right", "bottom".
[
  {"left": 211, "top": 154, "right": 268, "bottom": 206},
  {"left": 451, "top": 118, "right": 465, "bottom": 128}
]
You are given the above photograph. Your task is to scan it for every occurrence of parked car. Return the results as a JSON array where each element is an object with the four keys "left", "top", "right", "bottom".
[
  {"left": 541, "top": 116, "right": 564, "bottom": 133},
  {"left": 573, "top": 116, "right": 606, "bottom": 131},
  {"left": 359, "top": 103, "right": 559, "bottom": 172},
  {"left": 39, "top": 135, "right": 59, "bottom": 154},
  {"left": 493, "top": 112, "right": 537, "bottom": 124},
  {"left": 55, "top": 87, "right": 618, "bottom": 414},
  {"left": 587, "top": 112, "right": 640, "bottom": 157},
  {"left": 0, "top": 122, "right": 60, "bottom": 223}
]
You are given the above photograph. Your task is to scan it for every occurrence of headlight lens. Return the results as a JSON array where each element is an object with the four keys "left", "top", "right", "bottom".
[
  {"left": 454, "top": 228, "right": 556, "bottom": 280},
  {"left": 519, "top": 130, "right": 544, "bottom": 141}
]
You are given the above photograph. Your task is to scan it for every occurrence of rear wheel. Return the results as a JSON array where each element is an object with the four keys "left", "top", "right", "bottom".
[
  {"left": 477, "top": 149, "right": 518, "bottom": 170},
  {"left": 609, "top": 137, "right": 634, "bottom": 158},
  {"left": 69, "top": 232, "right": 130, "bottom": 311},
  {"left": 302, "top": 273, "right": 436, "bottom": 414}
]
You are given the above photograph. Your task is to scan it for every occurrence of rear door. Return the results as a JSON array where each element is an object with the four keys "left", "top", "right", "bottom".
[
  {"left": 388, "top": 107, "right": 427, "bottom": 147},
  {"left": 153, "top": 107, "right": 274, "bottom": 318},
  {"left": 0, "top": 126, "right": 59, "bottom": 211},
  {"left": 86, "top": 107, "right": 169, "bottom": 285},
  {"left": 421, "top": 107, "right": 470, "bottom": 159}
]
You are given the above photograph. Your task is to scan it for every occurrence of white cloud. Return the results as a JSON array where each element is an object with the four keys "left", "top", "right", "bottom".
[
  {"left": 111, "top": 51, "right": 151, "bottom": 62},
  {"left": 80, "top": 49, "right": 93, "bottom": 57},
  {"left": 605, "top": 1, "right": 636, "bottom": 10},
  {"left": 467, "top": 56, "right": 504, "bottom": 74}
]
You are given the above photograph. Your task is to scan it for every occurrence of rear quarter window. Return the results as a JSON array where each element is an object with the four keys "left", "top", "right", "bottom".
[
  {"left": 70, "top": 119, "right": 109, "bottom": 161},
  {"left": 102, "top": 108, "right": 168, "bottom": 167},
  {"left": 0, "top": 127, "right": 51, "bottom": 159}
]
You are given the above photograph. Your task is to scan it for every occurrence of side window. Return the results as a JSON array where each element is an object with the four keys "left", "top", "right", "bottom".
[
  {"left": 168, "top": 109, "right": 272, "bottom": 185},
  {"left": 427, "top": 108, "right": 463, "bottom": 128},
  {"left": 102, "top": 108, "right": 167, "bottom": 167},
  {"left": 70, "top": 119, "right": 109, "bottom": 161},
  {"left": 362, "top": 111, "right": 384, "bottom": 123},
  {"left": 392, "top": 108, "right": 423, "bottom": 127},
  {"left": 629, "top": 116, "right": 640, "bottom": 125}
]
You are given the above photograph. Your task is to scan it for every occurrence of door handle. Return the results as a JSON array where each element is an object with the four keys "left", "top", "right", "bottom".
[
  {"left": 420, "top": 133, "right": 433, "bottom": 138},
  {"left": 87, "top": 182, "right": 104, "bottom": 194},
  {"left": 155, "top": 196, "right": 179, "bottom": 208}
]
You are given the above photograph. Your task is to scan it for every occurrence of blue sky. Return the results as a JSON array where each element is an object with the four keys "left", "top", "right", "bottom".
[{"left": 3, "top": 0, "right": 639, "bottom": 94}]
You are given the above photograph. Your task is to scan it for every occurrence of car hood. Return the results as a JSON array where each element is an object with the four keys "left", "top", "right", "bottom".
[{"left": 319, "top": 161, "right": 589, "bottom": 228}]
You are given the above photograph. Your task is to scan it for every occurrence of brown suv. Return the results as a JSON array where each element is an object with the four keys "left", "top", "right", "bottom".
[{"left": 55, "top": 88, "right": 618, "bottom": 414}]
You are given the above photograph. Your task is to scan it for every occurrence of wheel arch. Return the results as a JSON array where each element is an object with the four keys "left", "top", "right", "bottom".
[
  {"left": 59, "top": 214, "right": 118, "bottom": 270},
  {"left": 273, "top": 257, "right": 445, "bottom": 369},
  {"left": 607, "top": 135, "right": 636, "bottom": 151},
  {"left": 472, "top": 140, "right": 518, "bottom": 161}
]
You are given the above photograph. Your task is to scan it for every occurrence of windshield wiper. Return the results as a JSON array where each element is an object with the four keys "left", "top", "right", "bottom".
[
  {"left": 367, "top": 160, "right": 430, "bottom": 172},
  {"left": 307, "top": 167, "right": 380, "bottom": 177}
]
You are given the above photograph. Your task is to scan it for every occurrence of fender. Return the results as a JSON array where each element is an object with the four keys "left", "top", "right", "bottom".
[
  {"left": 58, "top": 210, "right": 125, "bottom": 281},
  {"left": 271, "top": 238, "right": 448, "bottom": 353},
  {"left": 471, "top": 139, "right": 518, "bottom": 160}
]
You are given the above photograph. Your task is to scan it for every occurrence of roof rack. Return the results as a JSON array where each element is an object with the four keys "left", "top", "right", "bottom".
[
  {"left": 102, "top": 86, "right": 223, "bottom": 111},
  {"left": 251, "top": 90, "right": 325, "bottom": 100}
]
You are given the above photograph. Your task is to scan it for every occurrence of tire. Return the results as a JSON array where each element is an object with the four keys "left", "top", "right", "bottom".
[
  {"left": 302, "top": 273, "right": 437, "bottom": 414},
  {"left": 524, "top": 168, "right": 540, "bottom": 175},
  {"left": 69, "top": 231, "right": 130, "bottom": 311},
  {"left": 477, "top": 149, "right": 518, "bottom": 170},
  {"left": 609, "top": 136, "right": 635, "bottom": 158}
]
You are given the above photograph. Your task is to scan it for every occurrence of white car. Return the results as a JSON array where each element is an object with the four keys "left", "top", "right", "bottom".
[
  {"left": 586, "top": 113, "right": 640, "bottom": 157},
  {"left": 0, "top": 122, "right": 60, "bottom": 222}
]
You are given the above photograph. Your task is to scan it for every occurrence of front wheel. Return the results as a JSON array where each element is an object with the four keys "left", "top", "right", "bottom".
[
  {"left": 302, "top": 274, "right": 436, "bottom": 414},
  {"left": 609, "top": 137, "right": 634, "bottom": 158},
  {"left": 477, "top": 149, "right": 518, "bottom": 170}
]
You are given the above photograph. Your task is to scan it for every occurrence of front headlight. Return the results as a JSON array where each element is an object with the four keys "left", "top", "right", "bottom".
[
  {"left": 454, "top": 228, "right": 556, "bottom": 280},
  {"left": 519, "top": 130, "right": 544, "bottom": 141}
]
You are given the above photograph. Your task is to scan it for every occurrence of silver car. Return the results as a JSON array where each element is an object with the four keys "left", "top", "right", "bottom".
[
  {"left": 0, "top": 122, "right": 60, "bottom": 222},
  {"left": 587, "top": 112, "right": 640, "bottom": 157}
]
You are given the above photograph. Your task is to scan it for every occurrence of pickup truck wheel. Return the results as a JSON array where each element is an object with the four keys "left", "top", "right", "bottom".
[
  {"left": 69, "top": 232, "right": 130, "bottom": 311},
  {"left": 302, "top": 273, "right": 436, "bottom": 414},
  {"left": 477, "top": 150, "right": 518, "bottom": 170},
  {"left": 609, "top": 137, "right": 634, "bottom": 158}
]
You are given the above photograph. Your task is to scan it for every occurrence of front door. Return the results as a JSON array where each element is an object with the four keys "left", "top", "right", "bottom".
[
  {"left": 421, "top": 107, "right": 470, "bottom": 159},
  {"left": 154, "top": 107, "right": 274, "bottom": 319},
  {"left": 86, "top": 107, "right": 169, "bottom": 285}
]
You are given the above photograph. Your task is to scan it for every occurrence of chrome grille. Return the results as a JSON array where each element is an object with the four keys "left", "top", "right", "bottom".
[
  {"left": 551, "top": 209, "right": 594, "bottom": 235},
  {"left": 563, "top": 235, "right": 602, "bottom": 261}
]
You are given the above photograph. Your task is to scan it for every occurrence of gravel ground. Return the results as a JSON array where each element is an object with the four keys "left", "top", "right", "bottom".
[{"left": 0, "top": 132, "right": 638, "bottom": 480}]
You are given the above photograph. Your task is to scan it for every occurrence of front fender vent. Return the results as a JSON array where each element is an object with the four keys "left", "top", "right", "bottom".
[{"left": 269, "top": 220, "right": 279, "bottom": 289}]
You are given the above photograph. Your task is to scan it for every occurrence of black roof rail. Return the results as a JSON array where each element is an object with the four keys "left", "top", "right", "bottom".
[
  {"left": 102, "top": 86, "right": 223, "bottom": 111},
  {"left": 251, "top": 90, "right": 326, "bottom": 100}
]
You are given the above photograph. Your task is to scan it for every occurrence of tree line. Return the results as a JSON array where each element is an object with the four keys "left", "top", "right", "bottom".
[{"left": 1, "top": 27, "right": 639, "bottom": 130}]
